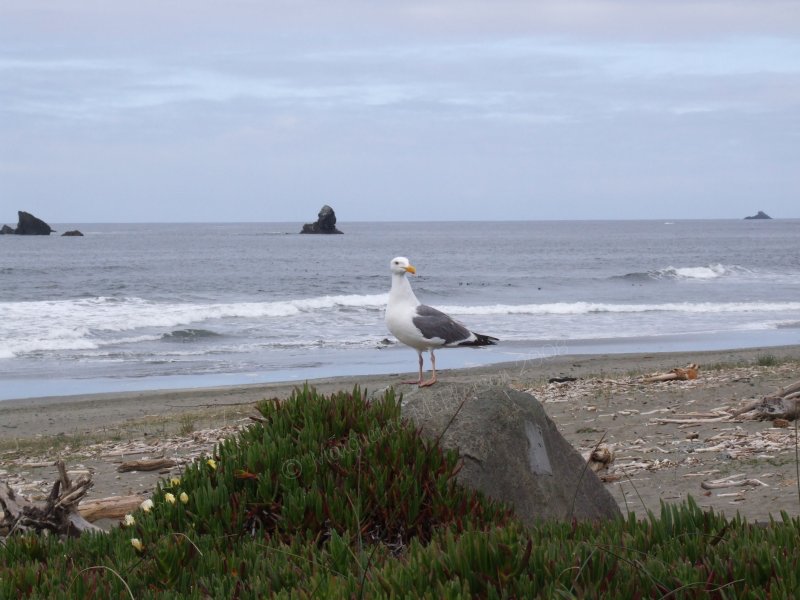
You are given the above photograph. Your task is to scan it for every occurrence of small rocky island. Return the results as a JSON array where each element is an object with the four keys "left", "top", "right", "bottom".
[
  {"left": 300, "top": 205, "right": 344, "bottom": 234},
  {"left": 744, "top": 211, "right": 772, "bottom": 220},
  {"left": 0, "top": 211, "right": 55, "bottom": 235},
  {"left": 0, "top": 211, "right": 82, "bottom": 236}
]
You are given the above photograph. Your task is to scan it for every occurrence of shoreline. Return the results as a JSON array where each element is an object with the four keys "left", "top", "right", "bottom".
[
  {"left": 2, "top": 327, "right": 798, "bottom": 403},
  {"left": 2, "top": 344, "right": 798, "bottom": 442},
  {"left": 2, "top": 344, "right": 799, "bottom": 523}
]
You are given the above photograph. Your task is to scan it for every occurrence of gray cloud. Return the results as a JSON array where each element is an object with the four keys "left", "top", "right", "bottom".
[{"left": 1, "top": 1, "right": 798, "bottom": 222}]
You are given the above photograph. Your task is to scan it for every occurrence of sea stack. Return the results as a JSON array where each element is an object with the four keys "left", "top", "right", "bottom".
[
  {"left": 0, "top": 211, "right": 55, "bottom": 235},
  {"left": 744, "top": 211, "right": 772, "bottom": 220},
  {"left": 300, "top": 205, "right": 344, "bottom": 234}
]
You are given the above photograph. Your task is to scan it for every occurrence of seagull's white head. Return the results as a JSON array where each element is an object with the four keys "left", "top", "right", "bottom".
[{"left": 390, "top": 256, "right": 416, "bottom": 276}]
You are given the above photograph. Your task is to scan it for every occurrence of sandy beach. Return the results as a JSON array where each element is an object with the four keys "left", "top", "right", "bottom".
[{"left": 2, "top": 345, "right": 799, "bottom": 525}]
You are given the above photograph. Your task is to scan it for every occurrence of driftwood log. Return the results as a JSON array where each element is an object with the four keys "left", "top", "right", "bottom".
[
  {"left": 1, "top": 461, "right": 101, "bottom": 538},
  {"left": 731, "top": 379, "right": 800, "bottom": 421},
  {"left": 116, "top": 457, "right": 177, "bottom": 473},
  {"left": 700, "top": 475, "right": 769, "bottom": 491},
  {"left": 641, "top": 364, "right": 699, "bottom": 383},
  {"left": 78, "top": 494, "right": 146, "bottom": 522}
]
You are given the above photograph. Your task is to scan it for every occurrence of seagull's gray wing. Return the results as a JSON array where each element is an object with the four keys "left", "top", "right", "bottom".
[{"left": 412, "top": 304, "right": 472, "bottom": 345}]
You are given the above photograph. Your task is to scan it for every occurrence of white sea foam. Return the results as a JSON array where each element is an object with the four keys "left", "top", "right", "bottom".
[
  {"left": 615, "top": 264, "right": 744, "bottom": 282},
  {"left": 1, "top": 293, "right": 388, "bottom": 327},
  {"left": 0, "top": 294, "right": 389, "bottom": 357},
  {"left": 666, "top": 264, "right": 731, "bottom": 279},
  {"left": 438, "top": 301, "right": 800, "bottom": 316},
  {"left": 3, "top": 295, "right": 799, "bottom": 359},
  {"left": 650, "top": 264, "right": 751, "bottom": 280},
  {"left": 615, "top": 263, "right": 800, "bottom": 284}
]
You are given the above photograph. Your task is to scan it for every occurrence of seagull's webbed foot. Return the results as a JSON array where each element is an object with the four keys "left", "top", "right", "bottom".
[
  {"left": 418, "top": 376, "right": 437, "bottom": 387},
  {"left": 418, "top": 350, "right": 437, "bottom": 386}
]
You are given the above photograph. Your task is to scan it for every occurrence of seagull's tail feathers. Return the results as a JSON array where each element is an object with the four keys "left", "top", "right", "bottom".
[{"left": 458, "top": 332, "right": 499, "bottom": 347}]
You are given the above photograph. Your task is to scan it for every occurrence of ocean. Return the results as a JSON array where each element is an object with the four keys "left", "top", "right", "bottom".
[{"left": 1, "top": 220, "right": 799, "bottom": 401}]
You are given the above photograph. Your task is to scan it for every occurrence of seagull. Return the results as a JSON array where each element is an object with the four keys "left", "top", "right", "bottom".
[{"left": 385, "top": 256, "right": 498, "bottom": 387}]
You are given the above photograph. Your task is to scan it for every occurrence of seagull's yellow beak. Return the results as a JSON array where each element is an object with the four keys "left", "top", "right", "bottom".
[{"left": 405, "top": 265, "right": 416, "bottom": 275}]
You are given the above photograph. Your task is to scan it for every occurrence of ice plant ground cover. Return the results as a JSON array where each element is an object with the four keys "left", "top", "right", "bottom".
[{"left": 1, "top": 385, "right": 799, "bottom": 598}]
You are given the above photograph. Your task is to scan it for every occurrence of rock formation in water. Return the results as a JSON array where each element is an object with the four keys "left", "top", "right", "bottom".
[
  {"left": 300, "top": 205, "right": 344, "bottom": 234},
  {"left": 1, "top": 211, "right": 55, "bottom": 235},
  {"left": 744, "top": 211, "right": 772, "bottom": 220},
  {"left": 61, "top": 230, "right": 84, "bottom": 237}
]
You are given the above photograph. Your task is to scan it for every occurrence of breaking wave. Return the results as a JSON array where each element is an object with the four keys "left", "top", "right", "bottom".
[
  {"left": 2, "top": 294, "right": 798, "bottom": 360},
  {"left": 0, "top": 294, "right": 390, "bottom": 358},
  {"left": 618, "top": 264, "right": 751, "bottom": 282}
]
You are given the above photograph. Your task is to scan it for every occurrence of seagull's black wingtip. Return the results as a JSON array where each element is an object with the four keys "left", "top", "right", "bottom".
[{"left": 459, "top": 333, "right": 498, "bottom": 347}]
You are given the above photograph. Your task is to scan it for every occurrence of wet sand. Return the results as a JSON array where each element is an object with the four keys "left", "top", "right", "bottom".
[{"left": 2, "top": 345, "right": 799, "bottom": 524}]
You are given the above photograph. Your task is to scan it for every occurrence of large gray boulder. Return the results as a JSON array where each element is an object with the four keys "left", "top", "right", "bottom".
[
  {"left": 401, "top": 383, "right": 621, "bottom": 524},
  {"left": 300, "top": 204, "right": 343, "bottom": 234}
]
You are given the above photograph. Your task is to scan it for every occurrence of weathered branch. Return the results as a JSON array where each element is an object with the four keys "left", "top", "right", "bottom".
[
  {"left": 116, "top": 457, "right": 177, "bottom": 473},
  {"left": 641, "top": 364, "right": 699, "bottom": 383},
  {"left": 653, "top": 415, "right": 730, "bottom": 425},
  {"left": 701, "top": 477, "right": 769, "bottom": 490},
  {"left": 78, "top": 495, "right": 145, "bottom": 522},
  {"left": 731, "top": 379, "right": 800, "bottom": 421},
  {"left": 1, "top": 460, "right": 101, "bottom": 538}
]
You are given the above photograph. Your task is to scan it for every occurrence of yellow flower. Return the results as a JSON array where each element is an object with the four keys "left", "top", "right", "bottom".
[
  {"left": 164, "top": 492, "right": 176, "bottom": 505},
  {"left": 207, "top": 458, "right": 217, "bottom": 470},
  {"left": 170, "top": 477, "right": 181, "bottom": 487},
  {"left": 131, "top": 538, "right": 144, "bottom": 552},
  {"left": 179, "top": 492, "right": 189, "bottom": 505},
  {"left": 123, "top": 514, "right": 135, "bottom": 527},
  {"left": 140, "top": 498, "right": 154, "bottom": 513}
]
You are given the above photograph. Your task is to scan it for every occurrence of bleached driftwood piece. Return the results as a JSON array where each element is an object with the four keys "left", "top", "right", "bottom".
[
  {"left": 117, "top": 457, "right": 177, "bottom": 473},
  {"left": 78, "top": 494, "right": 146, "bottom": 522},
  {"left": 641, "top": 363, "right": 699, "bottom": 383},
  {"left": 700, "top": 476, "right": 769, "bottom": 491},
  {"left": 653, "top": 415, "right": 730, "bottom": 425},
  {"left": 730, "top": 379, "right": 800, "bottom": 421},
  {"left": 751, "top": 395, "right": 800, "bottom": 421},
  {"left": 1, "top": 460, "right": 101, "bottom": 538}
]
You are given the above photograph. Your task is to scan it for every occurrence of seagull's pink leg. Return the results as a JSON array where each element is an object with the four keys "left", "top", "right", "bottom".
[
  {"left": 419, "top": 350, "right": 437, "bottom": 387},
  {"left": 401, "top": 352, "right": 424, "bottom": 384}
]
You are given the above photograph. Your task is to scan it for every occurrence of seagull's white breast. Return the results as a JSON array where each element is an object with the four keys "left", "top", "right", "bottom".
[
  {"left": 386, "top": 303, "right": 441, "bottom": 351},
  {"left": 385, "top": 272, "right": 444, "bottom": 351}
]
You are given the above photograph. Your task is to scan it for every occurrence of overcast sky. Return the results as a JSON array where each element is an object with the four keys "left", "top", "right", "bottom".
[{"left": 1, "top": 1, "right": 798, "bottom": 223}]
